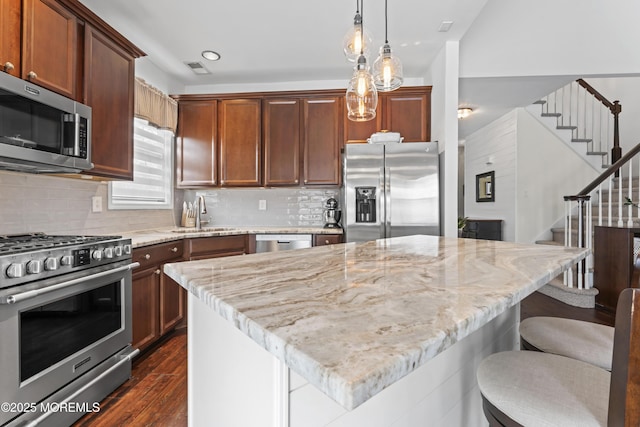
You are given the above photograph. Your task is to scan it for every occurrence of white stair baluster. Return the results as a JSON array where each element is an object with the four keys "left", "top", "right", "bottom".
[{"left": 628, "top": 162, "right": 634, "bottom": 228}]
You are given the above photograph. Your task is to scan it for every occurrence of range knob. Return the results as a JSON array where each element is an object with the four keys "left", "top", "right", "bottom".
[
  {"left": 6, "top": 263, "right": 25, "bottom": 278},
  {"left": 44, "top": 257, "right": 60, "bottom": 271},
  {"left": 60, "top": 255, "right": 73, "bottom": 266},
  {"left": 92, "top": 250, "right": 103, "bottom": 261},
  {"left": 26, "top": 260, "right": 43, "bottom": 274},
  {"left": 114, "top": 246, "right": 123, "bottom": 257},
  {"left": 104, "top": 247, "right": 114, "bottom": 259},
  {"left": 123, "top": 244, "right": 131, "bottom": 255}
]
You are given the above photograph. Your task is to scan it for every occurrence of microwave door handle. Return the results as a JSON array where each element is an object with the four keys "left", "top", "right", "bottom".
[
  {"left": 0, "top": 262, "right": 140, "bottom": 304},
  {"left": 73, "top": 112, "right": 81, "bottom": 156}
]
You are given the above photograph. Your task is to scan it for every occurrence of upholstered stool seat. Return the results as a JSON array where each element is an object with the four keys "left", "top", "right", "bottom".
[
  {"left": 477, "top": 351, "right": 609, "bottom": 426},
  {"left": 477, "top": 288, "right": 640, "bottom": 427},
  {"left": 519, "top": 316, "right": 614, "bottom": 370}
]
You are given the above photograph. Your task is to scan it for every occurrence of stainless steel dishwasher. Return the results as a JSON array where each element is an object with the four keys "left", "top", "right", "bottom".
[{"left": 255, "top": 234, "right": 313, "bottom": 252}]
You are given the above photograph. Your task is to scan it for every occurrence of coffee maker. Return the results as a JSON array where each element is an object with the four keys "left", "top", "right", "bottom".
[{"left": 323, "top": 198, "right": 342, "bottom": 228}]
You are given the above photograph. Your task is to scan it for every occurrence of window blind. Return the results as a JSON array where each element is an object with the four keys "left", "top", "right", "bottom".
[{"left": 109, "top": 118, "right": 173, "bottom": 209}]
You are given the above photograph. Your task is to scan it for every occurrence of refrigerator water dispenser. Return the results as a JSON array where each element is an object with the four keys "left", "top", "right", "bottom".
[{"left": 355, "top": 187, "right": 377, "bottom": 223}]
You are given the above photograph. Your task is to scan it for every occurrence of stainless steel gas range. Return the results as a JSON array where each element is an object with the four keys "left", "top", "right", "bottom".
[{"left": 0, "top": 233, "right": 139, "bottom": 427}]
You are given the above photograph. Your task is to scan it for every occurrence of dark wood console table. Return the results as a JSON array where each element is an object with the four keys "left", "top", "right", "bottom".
[
  {"left": 461, "top": 219, "right": 503, "bottom": 241},
  {"left": 593, "top": 226, "right": 640, "bottom": 312}
]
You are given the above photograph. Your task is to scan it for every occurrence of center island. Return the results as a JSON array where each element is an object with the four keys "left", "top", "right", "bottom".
[{"left": 163, "top": 235, "right": 588, "bottom": 427}]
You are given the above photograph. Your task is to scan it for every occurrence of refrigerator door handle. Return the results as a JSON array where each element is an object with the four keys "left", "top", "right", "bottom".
[{"left": 379, "top": 167, "right": 385, "bottom": 239}]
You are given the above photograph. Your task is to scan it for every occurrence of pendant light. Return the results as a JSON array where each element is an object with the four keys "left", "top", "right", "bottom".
[
  {"left": 372, "top": 0, "right": 403, "bottom": 91},
  {"left": 343, "top": 0, "right": 373, "bottom": 62},
  {"left": 346, "top": 0, "right": 378, "bottom": 121}
]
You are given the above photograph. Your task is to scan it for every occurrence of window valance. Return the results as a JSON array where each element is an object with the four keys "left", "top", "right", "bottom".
[{"left": 134, "top": 78, "right": 178, "bottom": 133}]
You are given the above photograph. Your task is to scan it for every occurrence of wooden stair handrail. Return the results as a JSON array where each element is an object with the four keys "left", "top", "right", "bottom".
[
  {"left": 567, "top": 141, "right": 640, "bottom": 198},
  {"left": 577, "top": 79, "right": 622, "bottom": 164}
]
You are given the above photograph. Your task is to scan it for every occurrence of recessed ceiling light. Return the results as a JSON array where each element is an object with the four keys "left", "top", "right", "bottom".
[{"left": 201, "top": 50, "right": 221, "bottom": 61}]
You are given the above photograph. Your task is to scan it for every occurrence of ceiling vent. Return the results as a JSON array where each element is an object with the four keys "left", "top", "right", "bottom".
[{"left": 184, "top": 61, "right": 211, "bottom": 75}]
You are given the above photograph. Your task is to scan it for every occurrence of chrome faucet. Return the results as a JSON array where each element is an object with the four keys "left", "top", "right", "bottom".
[{"left": 195, "top": 195, "right": 207, "bottom": 230}]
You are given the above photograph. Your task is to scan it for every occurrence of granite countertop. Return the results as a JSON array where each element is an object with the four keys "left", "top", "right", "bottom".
[
  {"left": 163, "top": 235, "right": 588, "bottom": 410},
  {"left": 118, "top": 226, "right": 342, "bottom": 248}
]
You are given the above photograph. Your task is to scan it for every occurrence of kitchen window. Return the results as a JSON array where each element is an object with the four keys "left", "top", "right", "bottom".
[{"left": 108, "top": 117, "right": 174, "bottom": 209}]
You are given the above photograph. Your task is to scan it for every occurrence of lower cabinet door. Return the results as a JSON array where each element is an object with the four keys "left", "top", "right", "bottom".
[
  {"left": 160, "top": 274, "right": 185, "bottom": 335},
  {"left": 131, "top": 267, "right": 160, "bottom": 350}
]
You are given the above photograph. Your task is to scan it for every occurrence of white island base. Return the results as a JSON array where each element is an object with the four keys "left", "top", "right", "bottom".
[{"left": 188, "top": 293, "right": 519, "bottom": 427}]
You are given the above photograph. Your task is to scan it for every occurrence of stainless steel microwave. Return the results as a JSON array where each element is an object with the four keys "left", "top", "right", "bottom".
[{"left": 0, "top": 71, "right": 92, "bottom": 173}]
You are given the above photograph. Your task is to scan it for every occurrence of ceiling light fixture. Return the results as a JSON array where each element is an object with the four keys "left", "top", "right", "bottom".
[
  {"left": 372, "top": 0, "right": 403, "bottom": 92},
  {"left": 201, "top": 50, "right": 221, "bottom": 61},
  {"left": 343, "top": 0, "right": 373, "bottom": 62},
  {"left": 458, "top": 107, "right": 473, "bottom": 119},
  {"left": 346, "top": 0, "right": 378, "bottom": 122}
]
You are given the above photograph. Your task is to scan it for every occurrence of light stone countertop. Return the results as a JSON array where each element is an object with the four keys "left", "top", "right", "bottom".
[
  {"left": 116, "top": 226, "right": 342, "bottom": 248},
  {"left": 163, "top": 234, "right": 588, "bottom": 410}
]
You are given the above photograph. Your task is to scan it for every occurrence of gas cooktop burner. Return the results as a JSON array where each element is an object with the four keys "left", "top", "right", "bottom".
[{"left": 0, "top": 233, "right": 122, "bottom": 255}]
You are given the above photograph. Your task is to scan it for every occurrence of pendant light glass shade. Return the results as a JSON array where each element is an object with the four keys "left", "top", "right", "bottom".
[
  {"left": 346, "top": 55, "right": 378, "bottom": 122},
  {"left": 373, "top": 0, "right": 403, "bottom": 91},
  {"left": 373, "top": 43, "right": 403, "bottom": 91},
  {"left": 342, "top": 12, "right": 373, "bottom": 62}
]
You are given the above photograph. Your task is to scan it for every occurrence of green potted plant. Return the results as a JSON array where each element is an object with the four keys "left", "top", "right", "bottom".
[{"left": 458, "top": 216, "right": 468, "bottom": 237}]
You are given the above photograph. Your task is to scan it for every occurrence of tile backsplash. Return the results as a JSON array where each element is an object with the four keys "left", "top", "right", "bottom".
[
  {"left": 0, "top": 171, "right": 174, "bottom": 235},
  {"left": 0, "top": 170, "right": 340, "bottom": 235},
  {"left": 182, "top": 188, "right": 340, "bottom": 227}
]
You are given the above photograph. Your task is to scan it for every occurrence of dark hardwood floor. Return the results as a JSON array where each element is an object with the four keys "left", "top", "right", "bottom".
[
  {"left": 73, "top": 328, "right": 187, "bottom": 427},
  {"left": 74, "top": 291, "right": 614, "bottom": 426}
]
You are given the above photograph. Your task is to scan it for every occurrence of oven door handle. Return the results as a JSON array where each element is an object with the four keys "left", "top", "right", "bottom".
[{"left": 0, "top": 262, "right": 140, "bottom": 305}]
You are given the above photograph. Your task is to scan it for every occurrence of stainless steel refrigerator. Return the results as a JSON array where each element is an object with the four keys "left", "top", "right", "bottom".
[{"left": 342, "top": 142, "right": 440, "bottom": 242}]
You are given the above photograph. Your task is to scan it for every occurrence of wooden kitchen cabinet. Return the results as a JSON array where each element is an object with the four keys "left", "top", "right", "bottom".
[
  {"left": 22, "top": 0, "right": 80, "bottom": 99},
  {"left": 131, "top": 241, "right": 185, "bottom": 351},
  {"left": 303, "top": 96, "right": 342, "bottom": 186},
  {"left": 263, "top": 98, "right": 301, "bottom": 186},
  {"left": 177, "top": 100, "right": 218, "bottom": 187},
  {"left": 186, "top": 234, "right": 255, "bottom": 260},
  {"left": 0, "top": 0, "right": 21, "bottom": 77},
  {"left": 345, "top": 86, "right": 431, "bottom": 144},
  {"left": 83, "top": 24, "right": 136, "bottom": 179},
  {"left": 219, "top": 99, "right": 262, "bottom": 186},
  {"left": 313, "top": 234, "right": 343, "bottom": 246}
]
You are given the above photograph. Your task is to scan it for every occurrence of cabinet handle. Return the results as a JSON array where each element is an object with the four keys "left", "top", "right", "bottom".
[
  {"left": 27, "top": 71, "right": 37, "bottom": 80},
  {"left": 155, "top": 269, "right": 161, "bottom": 275},
  {"left": 3, "top": 62, "right": 14, "bottom": 72},
  {"left": 144, "top": 254, "right": 151, "bottom": 260},
  {"left": 170, "top": 247, "right": 178, "bottom": 252}
]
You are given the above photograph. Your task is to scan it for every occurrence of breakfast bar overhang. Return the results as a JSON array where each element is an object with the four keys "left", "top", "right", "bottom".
[{"left": 164, "top": 235, "right": 588, "bottom": 426}]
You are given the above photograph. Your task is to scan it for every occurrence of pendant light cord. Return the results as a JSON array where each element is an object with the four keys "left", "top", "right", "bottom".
[
  {"left": 360, "top": 0, "right": 364, "bottom": 55},
  {"left": 384, "top": 0, "right": 389, "bottom": 43}
]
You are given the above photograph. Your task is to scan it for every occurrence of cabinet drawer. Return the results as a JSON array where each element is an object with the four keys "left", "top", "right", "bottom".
[
  {"left": 187, "top": 235, "right": 249, "bottom": 259},
  {"left": 133, "top": 240, "right": 184, "bottom": 270},
  {"left": 313, "top": 234, "right": 343, "bottom": 246}
]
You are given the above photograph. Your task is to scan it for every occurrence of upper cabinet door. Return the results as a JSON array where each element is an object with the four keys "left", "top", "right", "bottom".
[
  {"left": 303, "top": 97, "right": 342, "bottom": 186},
  {"left": 382, "top": 90, "right": 431, "bottom": 142},
  {"left": 219, "top": 99, "right": 262, "bottom": 187},
  {"left": 22, "top": 0, "right": 79, "bottom": 99},
  {"left": 263, "top": 98, "right": 301, "bottom": 186},
  {"left": 0, "top": 0, "right": 21, "bottom": 77},
  {"left": 83, "top": 25, "right": 135, "bottom": 179},
  {"left": 177, "top": 100, "right": 218, "bottom": 187}
]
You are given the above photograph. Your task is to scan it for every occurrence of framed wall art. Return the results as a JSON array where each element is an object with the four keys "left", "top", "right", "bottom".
[{"left": 476, "top": 171, "right": 495, "bottom": 202}]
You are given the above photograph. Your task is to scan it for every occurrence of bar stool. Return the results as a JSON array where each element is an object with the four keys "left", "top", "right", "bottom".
[
  {"left": 477, "top": 288, "right": 640, "bottom": 426},
  {"left": 519, "top": 316, "right": 614, "bottom": 370}
]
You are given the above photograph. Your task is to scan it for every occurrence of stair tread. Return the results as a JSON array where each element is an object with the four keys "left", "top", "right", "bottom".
[
  {"left": 571, "top": 138, "right": 593, "bottom": 143},
  {"left": 541, "top": 112, "right": 562, "bottom": 117},
  {"left": 586, "top": 151, "right": 607, "bottom": 155},
  {"left": 533, "top": 100, "right": 547, "bottom": 105},
  {"left": 557, "top": 125, "right": 578, "bottom": 130}
]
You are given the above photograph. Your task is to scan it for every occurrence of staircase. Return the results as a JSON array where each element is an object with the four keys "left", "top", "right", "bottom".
[{"left": 526, "top": 79, "right": 631, "bottom": 308}]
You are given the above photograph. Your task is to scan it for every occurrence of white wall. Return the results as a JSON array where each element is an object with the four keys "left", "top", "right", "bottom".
[
  {"left": 460, "top": 0, "right": 640, "bottom": 79},
  {"left": 515, "top": 109, "right": 599, "bottom": 243},
  {"left": 464, "top": 111, "right": 517, "bottom": 241}
]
